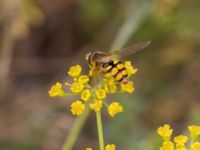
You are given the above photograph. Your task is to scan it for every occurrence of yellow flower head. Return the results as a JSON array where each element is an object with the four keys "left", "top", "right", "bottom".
[
  {"left": 121, "top": 81, "right": 135, "bottom": 93},
  {"left": 78, "top": 75, "right": 89, "bottom": 84},
  {"left": 174, "top": 135, "right": 188, "bottom": 145},
  {"left": 124, "top": 61, "right": 138, "bottom": 76},
  {"left": 191, "top": 142, "right": 200, "bottom": 150},
  {"left": 157, "top": 124, "right": 173, "bottom": 141},
  {"left": 105, "top": 144, "right": 116, "bottom": 150},
  {"left": 160, "top": 141, "right": 174, "bottom": 150},
  {"left": 96, "top": 88, "right": 106, "bottom": 99},
  {"left": 104, "top": 78, "right": 117, "bottom": 94},
  {"left": 70, "top": 100, "right": 85, "bottom": 116},
  {"left": 71, "top": 82, "right": 84, "bottom": 93},
  {"left": 108, "top": 102, "right": 123, "bottom": 117},
  {"left": 188, "top": 125, "right": 200, "bottom": 141},
  {"left": 68, "top": 65, "right": 82, "bottom": 77},
  {"left": 48, "top": 82, "right": 64, "bottom": 97},
  {"left": 81, "top": 89, "right": 91, "bottom": 101},
  {"left": 85, "top": 147, "right": 93, "bottom": 150},
  {"left": 90, "top": 100, "right": 103, "bottom": 112}
]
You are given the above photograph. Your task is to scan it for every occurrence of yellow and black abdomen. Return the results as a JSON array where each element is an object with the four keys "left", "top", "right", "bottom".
[{"left": 104, "top": 60, "right": 128, "bottom": 84}]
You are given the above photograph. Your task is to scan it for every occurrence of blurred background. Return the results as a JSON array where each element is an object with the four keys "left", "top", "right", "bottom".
[{"left": 0, "top": 0, "right": 200, "bottom": 149}]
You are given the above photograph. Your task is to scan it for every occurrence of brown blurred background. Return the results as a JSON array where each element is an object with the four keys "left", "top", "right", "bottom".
[{"left": 0, "top": 0, "right": 200, "bottom": 149}]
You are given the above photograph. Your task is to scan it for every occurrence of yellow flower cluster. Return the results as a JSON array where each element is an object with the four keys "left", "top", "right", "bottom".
[
  {"left": 49, "top": 59, "right": 137, "bottom": 117},
  {"left": 108, "top": 102, "right": 123, "bottom": 117},
  {"left": 48, "top": 82, "right": 65, "bottom": 97},
  {"left": 158, "top": 124, "right": 200, "bottom": 150}
]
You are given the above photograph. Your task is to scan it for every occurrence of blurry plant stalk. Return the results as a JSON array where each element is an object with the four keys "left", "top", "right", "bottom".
[{"left": 0, "top": 0, "right": 44, "bottom": 94}]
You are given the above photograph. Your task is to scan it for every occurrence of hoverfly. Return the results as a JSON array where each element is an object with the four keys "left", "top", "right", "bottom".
[{"left": 86, "top": 41, "right": 151, "bottom": 84}]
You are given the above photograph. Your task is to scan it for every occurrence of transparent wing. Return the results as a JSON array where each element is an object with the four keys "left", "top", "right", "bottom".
[{"left": 110, "top": 41, "right": 151, "bottom": 57}]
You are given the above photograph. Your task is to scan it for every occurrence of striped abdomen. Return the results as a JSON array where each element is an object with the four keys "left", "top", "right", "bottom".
[{"left": 103, "top": 60, "right": 128, "bottom": 84}]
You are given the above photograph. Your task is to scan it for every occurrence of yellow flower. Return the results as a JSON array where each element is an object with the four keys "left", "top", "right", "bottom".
[
  {"left": 174, "top": 135, "right": 188, "bottom": 145},
  {"left": 160, "top": 141, "right": 174, "bottom": 150},
  {"left": 124, "top": 61, "right": 138, "bottom": 76},
  {"left": 78, "top": 75, "right": 89, "bottom": 84},
  {"left": 67, "top": 65, "right": 82, "bottom": 77},
  {"left": 85, "top": 147, "right": 93, "bottom": 150},
  {"left": 81, "top": 89, "right": 91, "bottom": 101},
  {"left": 70, "top": 100, "right": 85, "bottom": 116},
  {"left": 104, "top": 78, "right": 117, "bottom": 94},
  {"left": 71, "top": 82, "right": 84, "bottom": 93},
  {"left": 188, "top": 125, "right": 200, "bottom": 141},
  {"left": 108, "top": 102, "right": 123, "bottom": 117},
  {"left": 90, "top": 100, "right": 103, "bottom": 112},
  {"left": 174, "top": 135, "right": 188, "bottom": 150},
  {"left": 157, "top": 124, "right": 173, "bottom": 141},
  {"left": 191, "top": 142, "right": 200, "bottom": 150},
  {"left": 105, "top": 144, "right": 116, "bottom": 150},
  {"left": 48, "top": 82, "right": 65, "bottom": 97},
  {"left": 96, "top": 88, "right": 106, "bottom": 99},
  {"left": 121, "top": 81, "right": 135, "bottom": 93}
]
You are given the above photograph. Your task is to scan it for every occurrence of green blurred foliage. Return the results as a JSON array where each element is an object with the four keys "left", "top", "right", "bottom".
[{"left": 0, "top": 0, "right": 200, "bottom": 149}]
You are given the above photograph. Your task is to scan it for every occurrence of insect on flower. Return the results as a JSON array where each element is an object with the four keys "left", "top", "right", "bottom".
[{"left": 86, "top": 41, "right": 151, "bottom": 84}]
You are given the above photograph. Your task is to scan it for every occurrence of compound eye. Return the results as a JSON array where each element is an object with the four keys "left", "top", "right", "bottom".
[
  {"left": 102, "top": 63, "right": 110, "bottom": 67},
  {"left": 102, "top": 60, "right": 113, "bottom": 67}
]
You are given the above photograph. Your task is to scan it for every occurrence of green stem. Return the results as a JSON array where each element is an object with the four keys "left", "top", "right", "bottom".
[
  {"left": 96, "top": 111, "right": 104, "bottom": 150},
  {"left": 62, "top": 107, "right": 90, "bottom": 150}
]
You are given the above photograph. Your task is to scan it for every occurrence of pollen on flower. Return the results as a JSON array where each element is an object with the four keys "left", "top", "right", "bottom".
[
  {"left": 188, "top": 125, "right": 200, "bottom": 141},
  {"left": 70, "top": 100, "right": 85, "bottom": 116},
  {"left": 160, "top": 141, "right": 174, "bottom": 150},
  {"left": 67, "top": 65, "right": 82, "bottom": 77},
  {"left": 121, "top": 81, "right": 135, "bottom": 93},
  {"left": 78, "top": 75, "right": 89, "bottom": 85},
  {"left": 105, "top": 144, "right": 116, "bottom": 150},
  {"left": 96, "top": 88, "right": 106, "bottom": 99},
  {"left": 124, "top": 61, "right": 138, "bottom": 76},
  {"left": 71, "top": 82, "right": 84, "bottom": 93},
  {"left": 157, "top": 124, "right": 173, "bottom": 141},
  {"left": 81, "top": 89, "right": 91, "bottom": 101},
  {"left": 48, "top": 82, "right": 65, "bottom": 97},
  {"left": 108, "top": 102, "right": 123, "bottom": 117},
  {"left": 90, "top": 100, "right": 103, "bottom": 112}
]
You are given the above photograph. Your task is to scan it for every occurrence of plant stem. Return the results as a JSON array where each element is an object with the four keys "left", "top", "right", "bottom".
[
  {"left": 96, "top": 111, "right": 104, "bottom": 150},
  {"left": 62, "top": 107, "right": 90, "bottom": 150}
]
